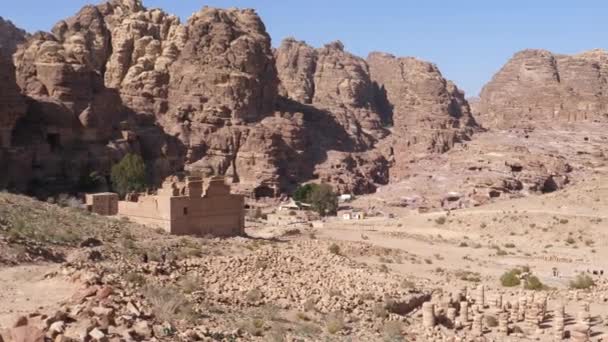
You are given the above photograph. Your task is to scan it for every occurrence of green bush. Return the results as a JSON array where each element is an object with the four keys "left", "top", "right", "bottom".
[
  {"left": 524, "top": 275, "right": 544, "bottom": 290},
  {"left": 500, "top": 270, "right": 521, "bottom": 287},
  {"left": 435, "top": 216, "right": 447, "bottom": 225},
  {"left": 570, "top": 274, "right": 595, "bottom": 289},
  {"left": 111, "top": 153, "right": 147, "bottom": 197},
  {"left": 328, "top": 243, "right": 341, "bottom": 255}
]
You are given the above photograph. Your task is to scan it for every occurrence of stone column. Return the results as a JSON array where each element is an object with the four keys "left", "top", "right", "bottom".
[
  {"left": 578, "top": 303, "right": 591, "bottom": 324},
  {"left": 517, "top": 297, "right": 527, "bottom": 322},
  {"left": 476, "top": 284, "right": 485, "bottom": 308},
  {"left": 460, "top": 301, "right": 469, "bottom": 323},
  {"left": 525, "top": 303, "right": 540, "bottom": 332},
  {"left": 494, "top": 294, "right": 503, "bottom": 309},
  {"left": 472, "top": 313, "right": 483, "bottom": 336},
  {"left": 447, "top": 307, "right": 457, "bottom": 327},
  {"left": 509, "top": 301, "right": 519, "bottom": 323},
  {"left": 422, "top": 302, "right": 436, "bottom": 328},
  {"left": 554, "top": 304, "right": 565, "bottom": 340},
  {"left": 498, "top": 311, "right": 509, "bottom": 336}
]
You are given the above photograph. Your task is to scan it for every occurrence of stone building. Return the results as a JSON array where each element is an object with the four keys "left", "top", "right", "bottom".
[{"left": 88, "top": 176, "right": 245, "bottom": 237}]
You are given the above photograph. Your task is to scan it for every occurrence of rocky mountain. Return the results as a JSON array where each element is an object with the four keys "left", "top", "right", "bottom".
[
  {"left": 367, "top": 52, "right": 477, "bottom": 180},
  {"left": 476, "top": 49, "right": 608, "bottom": 128},
  {"left": 0, "top": 0, "right": 477, "bottom": 197}
]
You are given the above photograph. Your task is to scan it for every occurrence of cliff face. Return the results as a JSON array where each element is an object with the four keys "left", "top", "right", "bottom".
[
  {"left": 366, "top": 52, "right": 477, "bottom": 179},
  {"left": 1, "top": 0, "right": 476, "bottom": 196},
  {"left": 477, "top": 49, "right": 608, "bottom": 128},
  {"left": 0, "top": 17, "right": 27, "bottom": 186}
]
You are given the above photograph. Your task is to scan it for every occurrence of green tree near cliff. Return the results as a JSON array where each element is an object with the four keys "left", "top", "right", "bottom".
[
  {"left": 293, "top": 184, "right": 315, "bottom": 203},
  {"left": 293, "top": 183, "right": 339, "bottom": 216},
  {"left": 310, "top": 183, "right": 339, "bottom": 217},
  {"left": 111, "top": 153, "right": 147, "bottom": 197}
]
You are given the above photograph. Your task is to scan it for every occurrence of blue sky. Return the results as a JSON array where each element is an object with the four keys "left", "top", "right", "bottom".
[{"left": 4, "top": 1, "right": 607, "bottom": 96}]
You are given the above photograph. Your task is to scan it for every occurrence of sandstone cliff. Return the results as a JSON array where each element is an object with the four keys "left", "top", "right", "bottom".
[
  {"left": 367, "top": 52, "right": 477, "bottom": 180},
  {"left": 0, "top": 17, "right": 27, "bottom": 187},
  {"left": 1, "top": 0, "right": 476, "bottom": 197},
  {"left": 477, "top": 49, "right": 608, "bottom": 128}
]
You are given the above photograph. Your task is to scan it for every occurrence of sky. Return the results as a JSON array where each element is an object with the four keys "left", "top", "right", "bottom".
[{"left": 3, "top": 1, "right": 607, "bottom": 97}]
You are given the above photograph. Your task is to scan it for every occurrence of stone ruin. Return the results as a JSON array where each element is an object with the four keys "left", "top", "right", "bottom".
[
  {"left": 86, "top": 176, "right": 244, "bottom": 237},
  {"left": 415, "top": 284, "right": 593, "bottom": 341}
]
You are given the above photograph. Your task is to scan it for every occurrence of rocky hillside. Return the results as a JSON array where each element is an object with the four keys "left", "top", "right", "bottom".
[
  {"left": 476, "top": 49, "right": 608, "bottom": 128},
  {"left": 0, "top": 0, "right": 477, "bottom": 197}
]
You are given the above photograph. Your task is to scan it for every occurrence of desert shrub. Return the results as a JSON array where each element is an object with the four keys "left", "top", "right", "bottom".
[
  {"left": 325, "top": 312, "right": 345, "bottom": 334},
  {"left": 372, "top": 303, "right": 388, "bottom": 318},
  {"left": 179, "top": 275, "right": 201, "bottom": 294},
  {"left": 241, "top": 318, "right": 265, "bottom": 336},
  {"left": 435, "top": 216, "right": 447, "bottom": 225},
  {"left": 500, "top": 270, "right": 521, "bottom": 287},
  {"left": 401, "top": 279, "right": 416, "bottom": 289},
  {"left": 383, "top": 321, "right": 403, "bottom": 340},
  {"left": 565, "top": 237, "right": 576, "bottom": 245},
  {"left": 485, "top": 315, "right": 498, "bottom": 327},
  {"left": 309, "top": 183, "right": 338, "bottom": 216},
  {"left": 111, "top": 153, "right": 147, "bottom": 197},
  {"left": 570, "top": 274, "right": 595, "bottom": 289},
  {"left": 296, "top": 312, "right": 311, "bottom": 321},
  {"left": 246, "top": 288, "right": 264, "bottom": 303},
  {"left": 459, "top": 242, "right": 468, "bottom": 247},
  {"left": 303, "top": 298, "right": 316, "bottom": 312},
  {"left": 456, "top": 270, "right": 481, "bottom": 282},
  {"left": 328, "top": 243, "right": 341, "bottom": 255},
  {"left": 125, "top": 272, "right": 147, "bottom": 286},
  {"left": 524, "top": 275, "right": 544, "bottom": 290},
  {"left": 504, "top": 243, "right": 516, "bottom": 248},
  {"left": 143, "top": 285, "right": 198, "bottom": 323}
]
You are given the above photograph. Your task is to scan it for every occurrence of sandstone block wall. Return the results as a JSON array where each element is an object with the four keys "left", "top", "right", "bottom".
[{"left": 86, "top": 192, "right": 118, "bottom": 215}]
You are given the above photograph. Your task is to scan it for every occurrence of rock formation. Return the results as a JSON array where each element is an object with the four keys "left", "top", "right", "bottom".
[
  {"left": 367, "top": 52, "right": 478, "bottom": 180},
  {"left": 477, "top": 49, "right": 608, "bottom": 128},
  {"left": 1, "top": 0, "right": 476, "bottom": 197},
  {"left": 0, "top": 17, "right": 28, "bottom": 188}
]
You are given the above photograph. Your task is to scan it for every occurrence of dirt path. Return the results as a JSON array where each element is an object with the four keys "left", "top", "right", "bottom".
[{"left": 0, "top": 264, "right": 78, "bottom": 329}]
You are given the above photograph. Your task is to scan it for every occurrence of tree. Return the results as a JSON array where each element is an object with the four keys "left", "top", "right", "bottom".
[
  {"left": 111, "top": 153, "right": 147, "bottom": 197},
  {"left": 293, "top": 184, "right": 315, "bottom": 203},
  {"left": 309, "top": 183, "right": 338, "bottom": 216}
]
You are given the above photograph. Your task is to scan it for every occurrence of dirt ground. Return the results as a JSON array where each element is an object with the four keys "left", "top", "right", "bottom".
[{"left": 0, "top": 264, "right": 77, "bottom": 330}]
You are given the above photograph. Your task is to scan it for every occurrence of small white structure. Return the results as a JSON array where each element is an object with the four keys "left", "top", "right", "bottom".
[
  {"left": 339, "top": 194, "right": 354, "bottom": 203},
  {"left": 342, "top": 210, "right": 366, "bottom": 220}
]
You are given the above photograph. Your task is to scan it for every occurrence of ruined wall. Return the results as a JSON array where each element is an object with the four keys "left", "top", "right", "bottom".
[
  {"left": 169, "top": 195, "right": 244, "bottom": 236},
  {"left": 117, "top": 196, "right": 172, "bottom": 231},
  {"left": 116, "top": 189, "right": 244, "bottom": 236}
]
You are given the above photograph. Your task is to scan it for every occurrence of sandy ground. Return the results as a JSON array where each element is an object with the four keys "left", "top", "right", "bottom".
[{"left": 0, "top": 264, "right": 77, "bottom": 329}]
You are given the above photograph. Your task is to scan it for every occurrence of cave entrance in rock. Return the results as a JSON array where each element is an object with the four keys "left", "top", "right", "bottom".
[
  {"left": 46, "top": 133, "right": 61, "bottom": 152},
  {"left": 254, "top": 185, "right": 274, "bottom": 199}
]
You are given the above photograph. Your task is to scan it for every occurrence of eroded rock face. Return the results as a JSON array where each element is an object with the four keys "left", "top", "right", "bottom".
[
  {"left": 0, "top": 56, "right": 23, "bottom": 145},
  {"left": 3, "top": 0, "right": 475, "bottom": 196},
  {"left": 367, "top": 52, "right": 477, "bottom": 180},
  {"left": 0, "top": 18, "right": 27, "bottom": 148},
  {"left": 477, "top": 49, "right": 608, "bottom": 128}
]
